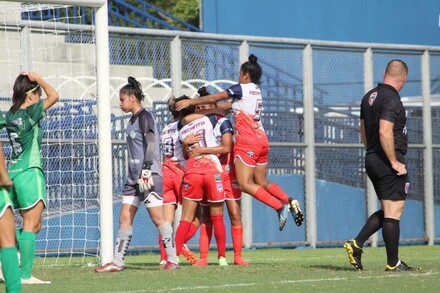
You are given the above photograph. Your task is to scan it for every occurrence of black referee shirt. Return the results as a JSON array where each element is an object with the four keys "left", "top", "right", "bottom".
[{"left": 360, "top": 83, "right": 408, "bottom": 155}]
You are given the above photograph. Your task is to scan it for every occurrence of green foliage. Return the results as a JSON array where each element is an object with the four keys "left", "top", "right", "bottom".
[
  {"left": 122, "top": 0, "right": 200, "bottom": 28},
  {"left": 10, "top": 245, "right": 440, "bottom": 293}
]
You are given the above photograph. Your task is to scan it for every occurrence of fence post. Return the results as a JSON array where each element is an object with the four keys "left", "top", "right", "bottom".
[
  {"left": 303, "top": 44, "right": 316, "bottom": 248},
  {"left": 239, "top": 41, "right": 253, "bottom": 249},
  {"left": 363, "top": 48, "right": 378, "bottom": 247},
  {"left": 171, "top": 36, "right": 182, "bottom": 98},
  {"left": 422, "top": 50, "right": 434, "bottom": 245}
]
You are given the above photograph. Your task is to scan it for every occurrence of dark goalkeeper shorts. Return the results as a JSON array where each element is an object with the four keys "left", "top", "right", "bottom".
[{"left": 365, "top": 151, "right": 409, "bottom": 201}]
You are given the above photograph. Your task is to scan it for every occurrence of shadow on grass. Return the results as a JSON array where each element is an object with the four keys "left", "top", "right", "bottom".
[{"left": 308, "top": 264, "right": 358, "bottom": 271}]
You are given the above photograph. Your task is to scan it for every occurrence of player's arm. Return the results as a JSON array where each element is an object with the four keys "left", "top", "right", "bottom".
[
  {"left": 175, "top": 91, "right": 229, "bottom": 111},
  {"left": 139, "top": 111, "right": 157, "bottom": 168},
  {"left": 359, "top": 119, "right": 367, "bottom": 148},
  {"left": 190, "top": 132, "right": 232, "bottom": 157},
  {"left": 181, "top": 133, "right": 202, "bottom": 159},
  {"left": 379, "top": 119, "right": 406, "bottom": 175},
  {"left": 25, "top": 72, "right": 59, "bottom": 111}
]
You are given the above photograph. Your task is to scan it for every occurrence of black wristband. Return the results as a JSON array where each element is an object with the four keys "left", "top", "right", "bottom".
[{"left": 142, "top": 161, "right": 153, "bottom": 170}]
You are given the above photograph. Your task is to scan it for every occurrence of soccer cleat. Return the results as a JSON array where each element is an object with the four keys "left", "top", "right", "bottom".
[
  {"left": 289, "top": 198, "right": 304, "bottom": 226},
  {"left": 193, "top": 258, "right": 208, "bottom": 266},
  {"left": 21, "top": 276, "right": 51, "bottom": 284},
  {"left": 277, "top": 204, "right": 289, "bottom": 231},
  {"left": 94, "top": 262, "right": 124, "bottom": 273},
  {"left": 344, "top": 239, "right": 364, "bottom": 270},
  {"left": 181, "top": 244, "right": 197, "bottom": 264},
  {"left": 385, "top": 260, "right": 420, "bottom": 272},
  {"left": 234, "top": 257, "right": 249, "bottom": 266},
  {"left": 163, "top": 261, "right": 180, "bottom": 270},
  {"left": 159, "top": 260, "right": 167, "bottom": 268},
  {"left": 218, "top": 256, "right": 229, "bottom": 266}
]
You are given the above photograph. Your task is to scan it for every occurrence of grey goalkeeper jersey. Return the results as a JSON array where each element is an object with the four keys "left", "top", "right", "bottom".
[{"left": 125, "top": 108, "right": 162, "bottom": 185}]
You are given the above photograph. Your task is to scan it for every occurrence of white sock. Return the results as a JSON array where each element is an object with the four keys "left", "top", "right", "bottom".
[
  {"left": 113, "top": 229, "right": 132, "bottom": 267},
  {"left": 158, "top": 223, "right": 178, "bottom": 264}
]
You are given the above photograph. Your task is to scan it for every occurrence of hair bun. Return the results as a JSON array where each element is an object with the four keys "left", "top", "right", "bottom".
[
  {"left": 248, "top": 54, "right": 257, "bottom": 64},
  {"left": 197, "top": 86, "right": 210, "bottom": 97}
]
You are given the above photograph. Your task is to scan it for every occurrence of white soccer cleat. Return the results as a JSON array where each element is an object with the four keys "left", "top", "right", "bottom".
[
  {"left": 94, "top": 262, "right": 124, "bottom": 273},
  {"left": 21, "top": 275, "right": 51, "bottom": 284}
]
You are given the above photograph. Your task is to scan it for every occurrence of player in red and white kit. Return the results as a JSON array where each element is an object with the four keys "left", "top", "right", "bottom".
[
  {"left": 174, "top": 108, "right": 228, "bottom": 266},
  {"left": 175, "top": 54, "right": 304, "bottom": 231},
  {"left": 158, "top": 95, "right": 198, "bottom": 266},
  {"left": 189, "top": 87, "right": 248, "bottom": 266}
]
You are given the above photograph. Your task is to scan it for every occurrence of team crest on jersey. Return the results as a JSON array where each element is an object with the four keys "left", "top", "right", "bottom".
[
  {"left": 182, "top": 183, "right": 189, "bottom": 190},
  {"left": 10, "top": 118, "right": 23, "bottom": 126},
  {"left": 246, "top": 150, "right": 254, "bottom": 157},
  {"left": 368, "top": 91, "right": 378, "bottom": 105}
]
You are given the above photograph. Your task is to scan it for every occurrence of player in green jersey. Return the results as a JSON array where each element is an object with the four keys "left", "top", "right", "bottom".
[
  {"left": 4, "top": 72, "right": 59, "bottom": 285},
  {"left": 0, "top": 124, "right": 21, "bottom": 292}
]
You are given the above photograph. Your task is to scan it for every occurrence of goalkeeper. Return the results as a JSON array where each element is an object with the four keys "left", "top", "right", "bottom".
[{"left": 94, "top": 77, "right": 179, "bottom": 272}]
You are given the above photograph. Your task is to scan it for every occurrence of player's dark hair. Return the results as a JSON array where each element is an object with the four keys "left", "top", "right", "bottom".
[
  {"left": 11, "top": 74, "right": 42, "bottom": 112},
  {"left": 167, "top": 95, "right": 195, "bottom": 118},
  {"left": 176, "top": 95, "right": 195, "bottom": 117},
  {"left": 120, "top": 76, "right": 144, "bottom": 101},
  {"left": 240, "top": 54, "right": 262, "bottom": 85}
]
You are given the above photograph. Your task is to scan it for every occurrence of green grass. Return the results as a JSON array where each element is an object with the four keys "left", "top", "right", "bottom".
[{"left": 7, "top": 245, "right": 440, "bottom": 293}]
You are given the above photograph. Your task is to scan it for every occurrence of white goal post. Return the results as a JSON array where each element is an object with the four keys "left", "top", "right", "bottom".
[{"left": 4, "top": 0, "right": 113, "bottom": 264}]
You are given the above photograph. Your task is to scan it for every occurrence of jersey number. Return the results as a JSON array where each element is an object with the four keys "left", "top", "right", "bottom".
[
  {"left": 254, "top": 99, "right": 263, "bottom": 121},
  {"left": 10, "top": 132, "right": 22, "bottom": 154}
]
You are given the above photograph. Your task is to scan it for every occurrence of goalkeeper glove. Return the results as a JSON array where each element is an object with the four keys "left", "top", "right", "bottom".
[{"left": 138, "top": 162, "right": 154, "bottom": 193}]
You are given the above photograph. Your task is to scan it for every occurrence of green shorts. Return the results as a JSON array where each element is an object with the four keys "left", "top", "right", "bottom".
[
  {"left": 10, "top": 168, "right": 47, "bottom": 210},
  {"left": 0, "top": 187, "right": 13, "bottom": 218}
]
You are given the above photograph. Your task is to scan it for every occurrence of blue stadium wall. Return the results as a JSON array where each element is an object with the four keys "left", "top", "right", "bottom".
[{"left": 202, "top": 0, "right": 440, "bottom": 46}]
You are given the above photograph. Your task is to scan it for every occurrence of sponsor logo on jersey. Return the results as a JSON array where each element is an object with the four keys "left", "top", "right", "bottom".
[{"left": 368, "top": 91, "right": 378, "bottom": 105}]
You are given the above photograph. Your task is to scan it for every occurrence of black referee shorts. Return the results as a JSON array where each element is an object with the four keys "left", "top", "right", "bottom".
[{"left": 365, "top": 151, "right": 409, "bottom": 201}]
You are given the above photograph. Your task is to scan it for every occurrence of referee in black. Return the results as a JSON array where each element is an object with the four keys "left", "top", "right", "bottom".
[{"left": 344, "top": 59, "right": 418, "bottom": 272}]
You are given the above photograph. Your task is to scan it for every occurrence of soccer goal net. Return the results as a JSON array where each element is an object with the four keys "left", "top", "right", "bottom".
[{"left": 0, "top": 0, "right": 113, "bottom": 265}]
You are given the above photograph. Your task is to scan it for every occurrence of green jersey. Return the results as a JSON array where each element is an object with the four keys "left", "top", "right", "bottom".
[{"left": 5, "top": 101, "right": 46, "bottom": 179}]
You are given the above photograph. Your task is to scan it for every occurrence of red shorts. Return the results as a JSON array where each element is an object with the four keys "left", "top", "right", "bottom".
[
  {"left": 162, "top": 162, "right": 185, "bottom": 205},
  {"left": 182, "top": 172, "right": 225, "bottom": 204},
  {"left": 222, "top": 164, "right": 241, "bottom": 201},
  {"left": 234, "top": 141, "right": 269, "bottom": 167}
]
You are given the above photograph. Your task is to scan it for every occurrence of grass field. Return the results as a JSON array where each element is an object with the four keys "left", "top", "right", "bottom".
[{"left": 6, "top": 244, "right": 439, "bottom": 293}]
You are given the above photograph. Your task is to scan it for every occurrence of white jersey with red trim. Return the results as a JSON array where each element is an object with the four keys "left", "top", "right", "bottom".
[
  {"left": 178, "top": 115, "right": 222, "bottom": 173},
  {"left": 226, "top": 82, "right": 269, "bottom": 145},
  {"left": 161, "top": 120, "right": 186, "bottom": 167}
]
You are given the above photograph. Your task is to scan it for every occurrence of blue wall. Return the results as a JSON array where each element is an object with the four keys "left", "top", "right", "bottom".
[{"left": 202, "top": 0, "right": 440, "bottom": 46}]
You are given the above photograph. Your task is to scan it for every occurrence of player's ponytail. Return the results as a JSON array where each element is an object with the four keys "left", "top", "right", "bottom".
[
  {"left": 240, "top": 54, "right": 262, "bottom": 85},
  {"left": 120, "top": 76, "right": 145, "bottom": 101}
]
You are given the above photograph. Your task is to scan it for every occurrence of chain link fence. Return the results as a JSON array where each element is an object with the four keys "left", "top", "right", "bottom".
[{"left": 1, "top": 3, "right": 439, "bottom": 261}]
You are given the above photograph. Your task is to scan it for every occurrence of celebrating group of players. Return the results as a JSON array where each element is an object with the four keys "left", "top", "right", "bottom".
[{"left": 94, "top": 54, "right": 304, "bottom": 273}]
